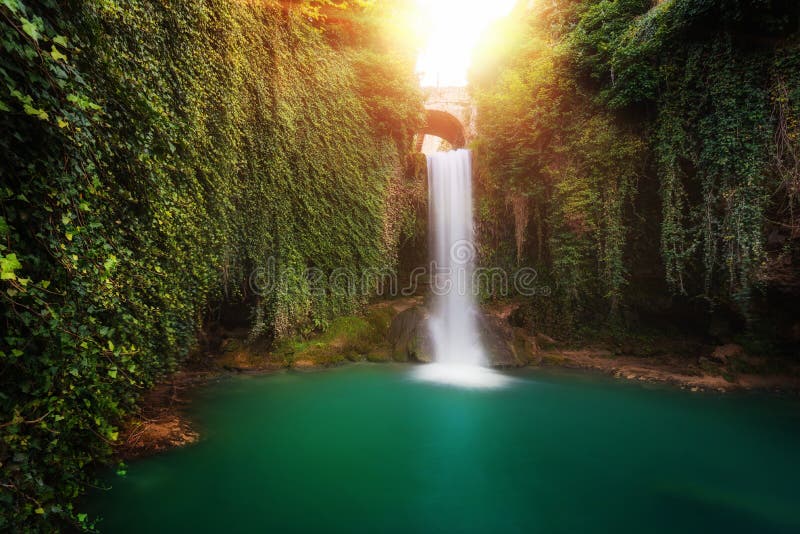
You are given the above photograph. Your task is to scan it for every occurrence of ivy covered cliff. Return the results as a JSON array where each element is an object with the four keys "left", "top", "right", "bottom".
[
  {"left": 0, "top": 0, "right": 422, "bottom": 528},
  {"left": 472, "top": 0, "right": 800, "bottom": 346}
]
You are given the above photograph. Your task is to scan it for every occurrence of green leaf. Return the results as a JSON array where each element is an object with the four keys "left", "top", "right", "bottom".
[
  {"left": 107, "top": 368, "right": 117, "bottom": 379},
  {"left": 50, "top": 46, "right": 67, "bottom": 62},
  {"left": 2, "top": 0, "right": 21, "bottom": 14},
  {"left": 20, "top": 18, "right": 39, "bottom": 41},
  {"left": 22, "top": 103, "right": 48, "bottom": 120},
  {"left": 1, "top": 253, "right": 22, "bottom": 280},
  {"left": 52, "top": 35, "right": 68, "bottom": 47},
  {"left": 103, "top": 255, "right": 118, "bottom": 273}
]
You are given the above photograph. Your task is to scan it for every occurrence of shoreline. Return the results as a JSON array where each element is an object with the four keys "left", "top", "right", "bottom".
[
  {"left": 118, "top": 300, "right": 800, "bottom": 459},
  {"left": 119, "top": 354, "right": 800, "bottom": 460}
]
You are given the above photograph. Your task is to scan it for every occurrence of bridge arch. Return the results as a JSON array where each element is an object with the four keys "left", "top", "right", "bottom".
[
  {"left": 415, "top": 87, "right": 473, "bottom": 153},
  {"left": 416, "top": 109, "right": 466, "bottom": 152}
]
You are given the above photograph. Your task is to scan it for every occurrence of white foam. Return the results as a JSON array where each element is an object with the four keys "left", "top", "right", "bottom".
[{"left": 412, "top": 363, "right": 511, "bottom": 389}]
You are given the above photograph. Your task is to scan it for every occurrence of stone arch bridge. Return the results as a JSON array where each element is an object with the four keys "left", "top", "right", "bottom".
[{"left": 415, "top": 86, "right": 475, "bottom": 152}]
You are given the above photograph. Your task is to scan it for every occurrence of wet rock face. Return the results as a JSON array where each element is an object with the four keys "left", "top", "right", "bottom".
[
  {"left": 388, "top": 305, "right": 533, "bottom": 367},
  {"left": 478, "top": 314, "right": 529, "bottom": 368},
  {"left": 388, "top": 306, "right": 434, "bottom": 363}
]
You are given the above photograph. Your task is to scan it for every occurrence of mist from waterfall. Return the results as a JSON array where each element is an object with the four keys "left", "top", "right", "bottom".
[{"left": 415, "top": 149, "right": 508, "bottom": 389}]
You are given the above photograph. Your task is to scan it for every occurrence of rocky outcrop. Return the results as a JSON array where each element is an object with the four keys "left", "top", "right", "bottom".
[
  {"left": 478, "top": 314, "right": 532, "bottom": 367},
  {"left": 387, "top": 304, "right": 534, "bottom": 367},
  {"left": 387, "top": 306, "right": 434, "bottom": 363}
]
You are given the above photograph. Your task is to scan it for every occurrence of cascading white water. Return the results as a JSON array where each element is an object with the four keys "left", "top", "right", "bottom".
[
  {"left": 427, "top": 149, "right": 485, "bottom": 366},
  {"left": 415, "top": 149, "right": 508, "bottom": 388}
]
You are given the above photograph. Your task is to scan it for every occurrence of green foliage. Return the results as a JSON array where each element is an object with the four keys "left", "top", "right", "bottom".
[
  {"left": 472, "top": 4, "right": 644, "bottom": 328},
  {"left": 569, "top": 0, "right": 800, "bottom": 305},
  {"left": 273, "top": 307, "right": 393, "bottom": 365},
  {"left": 473, "top": 0, "right": 800, "bottom": 331},
  {"left": 0, "top": 0, "right": 421, "bottom": 529}
]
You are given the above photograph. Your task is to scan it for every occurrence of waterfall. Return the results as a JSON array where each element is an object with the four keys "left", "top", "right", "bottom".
[
  {"left": 427, "top": 149, "right": 485, "bottom": 366},
  {"left": 416, "top": 149, "right": 507, "bottom": 388}
]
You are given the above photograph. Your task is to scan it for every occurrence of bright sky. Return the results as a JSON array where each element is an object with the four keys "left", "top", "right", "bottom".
[{"left": 415, "top": 0, "right": 517, "bottom": 87}]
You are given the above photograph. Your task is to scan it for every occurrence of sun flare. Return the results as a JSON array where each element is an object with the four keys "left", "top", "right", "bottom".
[{"left": 415, "top": 0, "right": 517, "bottom": 87}]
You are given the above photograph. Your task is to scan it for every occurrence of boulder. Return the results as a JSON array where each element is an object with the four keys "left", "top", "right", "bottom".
[
  {"left": 387, "top": 306, "right": 434, "bottom": 363},
  {"left": 478, "top": 314, "right": 529, "bottom": 368}
]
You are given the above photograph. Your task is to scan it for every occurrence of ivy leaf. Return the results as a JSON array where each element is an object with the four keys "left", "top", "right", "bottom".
[
  {"left": 103, "top": 255, "right": 118, "bottom": 273},
  {"left": 23, "top": 103, "right": 48, "bottom": 120},
  {"left": 66, "top": 93, "right": 101, "bottom": 112},
  {"left": 2, "top": 0, "right": 21, "bottom": 14},
  {"left": 10, "top": 89, "right": 32, "bottom": 106},
  {"left": 52, "top": 35, "right": 69, "bottom": 47},
  {"left": 20, "top": 18, "right": 40, "bottom": 41},
  {"left": 1, "top": 253, "right": 22, "bottom": 280},
  {"left": 50, "top": 46, "right": 67, "bottom": 62}
]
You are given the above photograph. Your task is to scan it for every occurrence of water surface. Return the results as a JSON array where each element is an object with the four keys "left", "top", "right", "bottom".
[{"left": 89, "top": 365, "right": 800, "bottom": 533}]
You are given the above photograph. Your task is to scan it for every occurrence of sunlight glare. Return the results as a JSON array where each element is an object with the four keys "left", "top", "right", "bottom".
[{"left": 415, "top": 0, "right": 517, "bottom": 87}]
